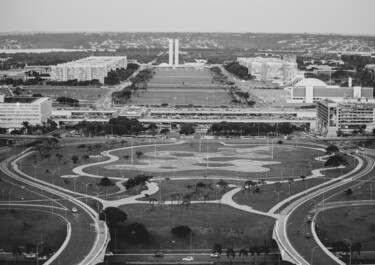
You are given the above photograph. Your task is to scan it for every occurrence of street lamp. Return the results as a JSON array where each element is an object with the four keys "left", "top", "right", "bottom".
[
  {"left": 311, "top": 199, "right": 317, "bottom": 217},
  {"left": 72, "top": 176, "right": 80, "bottom": 195},
  {"left": 343, "top": 238, "right": 352, "bottom": 265},
  {"left": 82, "top": 182, "right": 91, "bottom": 205},
  {"left": 8, "top": 187, "right": 14, "bottom": 210},
  {"left": 36, "top": 241, "right": 44, "bottom": 265},
  {"left": 311, "top": 246, "right": 318, "bottom": 265},
  {"left": 273, "top": 190, "right": 284, "bottom": 214},
  {"left": 33, "top": 162, "right": 39, "bottom": 182},
  {"left": 369, "top": 183, "right": 373, "bottom": 207},
  {"left": 64, "top": 200, "right": 70, "bottom": 219}
]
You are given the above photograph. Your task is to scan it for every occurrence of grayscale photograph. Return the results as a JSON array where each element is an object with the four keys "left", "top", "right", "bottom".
[{"left": 0, "top": 0, "right": 374, "bottom": 264}]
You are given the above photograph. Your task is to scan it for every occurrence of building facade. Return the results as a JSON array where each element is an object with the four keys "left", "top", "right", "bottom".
[
  {"left": 0, "top": 96, "right": 52, "bottom": 129},
  {"left": 50, "top": 56, "right": 127, "bottom": 84},
  {"left": 286, "top": 78, "right": 373, "bottom": 104},
  {"left": 237, "top": 57, "right": 298, "bottom": 84},
  {"left": 317, "top": 99, "right": 375, "bottom": 136}
]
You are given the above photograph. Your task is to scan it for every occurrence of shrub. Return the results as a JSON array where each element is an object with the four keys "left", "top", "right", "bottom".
[{"left": 171, "top": 225, "right": 191, "bottom": 237}]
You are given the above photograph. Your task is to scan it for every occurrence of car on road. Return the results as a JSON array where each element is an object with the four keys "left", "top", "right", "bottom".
[
  {"left": 105, "top": 252, "right": 113, "bottom": 256},
  {"left": 306, "top": 215, "right": 312, "bottom": 222},
  {"left": 305, "top": 232, "right": 312, "bottom": 238},
  {"left": 182, "top": 256, "right": 194, "bottom": 261},
  {"left": 210, "top": 253, "right": 220, "bottom": 257},
  {"left": 153, "top": 251, "right": 164, "bottom": 258},
  {"left": 71, "top": 207, "right": 78, "bottom": 213},
  {"left": 25, "top": 253, "right": 36, "bottom": 259}
]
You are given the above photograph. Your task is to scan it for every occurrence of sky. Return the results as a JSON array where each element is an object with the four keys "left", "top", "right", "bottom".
[{"left": 0, "top": 0, "right": 375, "bottom": 35}]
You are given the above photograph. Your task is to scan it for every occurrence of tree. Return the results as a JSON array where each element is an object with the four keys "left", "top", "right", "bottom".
[
  {"left": 277, "top": 123, "right": 293, "bottom": 135},
  {"left": 277, "top": 140, "right": 283, "bottom": 145},
  {"left": 126, "top": 222, "right": 149, "bottom": 244},
  {"left": 136, "top": 151, "right": 143, "bottom": 159},
  {"left": 239, "top": 248, "right": 248, "bottom": 263},
  {"left": 226, "top": 247, "right": 235, "bottom": 264},
  {"left": 345, "top": 188, "right": 353, "bottom": 196},
  {"left": 324, "top": 154, "right": 349, "bottom": 168},
  {"left": 326, "top": 145, "right": 339, "bottom": 155},
  {"left": 180, "top": 123, "right": 195, "bottom": 135},
  {"left": 124, "top": 174, "right": 152, "bottom": 190},
  {"left": 171, "top": 225, "right": 191, "bottom": 237},
  {"left": 275, "top": 182, "right": 282, "bottom": 192},
  {"left": 213, "top": 243, "right": 223, "bottom": 255},
  {"left": 98, "top": 176, "right": 114, "bottom": 187},
  {"left": 71, "top": 155, "right": 79, "bottom": 164},
  {"left": 300, "top": 175, "right": 306, "bottom": 181},
  {"left": 217, "top": 179, "right": 229, "bottom": 194},
  {"left": 99, "top": 207, "right": 127, "bottom": 229}
]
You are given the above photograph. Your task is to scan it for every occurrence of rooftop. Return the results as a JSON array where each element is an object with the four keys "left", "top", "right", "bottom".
[{"left": 294, "top": 78, "right": 327, "bottom": 87}]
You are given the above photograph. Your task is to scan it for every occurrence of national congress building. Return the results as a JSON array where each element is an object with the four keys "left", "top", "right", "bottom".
[{"left": 50, "top": 56, "right": 128, "bottom": 84}]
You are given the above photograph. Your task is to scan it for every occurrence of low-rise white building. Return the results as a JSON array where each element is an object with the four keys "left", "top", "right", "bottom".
[{"left": 0, "top": 95, "right": 52, "bottom": 129}]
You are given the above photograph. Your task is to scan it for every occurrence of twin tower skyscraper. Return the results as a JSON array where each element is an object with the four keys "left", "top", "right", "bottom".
[{"left": 168, "top": 39, "right": 179, "bottom": 66}]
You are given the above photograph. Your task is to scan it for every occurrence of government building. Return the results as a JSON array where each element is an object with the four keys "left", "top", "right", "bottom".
[
  {"left": 0, "top": 92, "right": 52, "bottom": 129},
  {"left": 50, "top": 56, "right": 127, "bottom": 84}
]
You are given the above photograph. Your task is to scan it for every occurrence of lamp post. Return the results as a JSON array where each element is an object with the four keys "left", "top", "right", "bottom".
[
  {"left": 311, "top": 199, "right": 317, "bottom": 217},
  {"left": 273, "top": 190, "right": 284, "bottom": 214},
  {"left": 64, "top": 200, "right": 70, "bottom": 219},
  {"left": 343, "top": 239, "right": 352, "bottom": 265},
  {"left": 311, "top": 246, "right": 318, "bottom": 265},
  {"left": 93, "top": 191, "right": 102, "bottom": 213},
  {"left": 36, "top": 241, "right": 44, "bottom": 265},
  {"left": 33, "top": 162, "right": 39, "bottom": 182},
  {"left": 369, "top": 183, "right": 373, "bottom": 207},
  {"left": 8, "top": 187, "right": 14, "bottom": 210},
  {"left": 82, "top": 182, "right": 91, "bottom": 205},
  {"left": 73, "top": 176, "right": 80, "bottom": 196}
]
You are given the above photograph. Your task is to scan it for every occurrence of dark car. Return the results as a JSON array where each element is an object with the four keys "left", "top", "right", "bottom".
[{"left": 153, "top": 251, "right": 164, "bottom": 258}]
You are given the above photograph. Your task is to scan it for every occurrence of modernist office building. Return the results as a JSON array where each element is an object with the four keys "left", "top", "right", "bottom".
[
  {"left": 50, "top": 56, "right": 127, "bottom": 84},
  {"left": 286, "top": 78, "right": 373, "bottom": 104},
  {"left": 0, "top": 94, "right": 52, "bottom": 129},
  {"left": 317, "top": 99, "right": 375, "bottom": 136},
  {"left": 237, "top": 57, "right": 298, "bottom": 83}
]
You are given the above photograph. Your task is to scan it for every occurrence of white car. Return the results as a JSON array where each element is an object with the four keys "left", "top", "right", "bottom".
[
  {"left": 105, "top": 252, "right": 113, "bottom": 256},
  {"left": 71, "top": 207, "right": 78, "bottom": 213},
  {"left": 210, "top": 253, "right": 220, "bottom": 257},
  {"left": 182, "top": 256, "right": 194, "bottom": 261}
]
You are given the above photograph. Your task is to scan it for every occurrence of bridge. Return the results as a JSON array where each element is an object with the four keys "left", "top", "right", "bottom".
[{"left": 327, "top": 45, "right": 375, "bottom": 56}]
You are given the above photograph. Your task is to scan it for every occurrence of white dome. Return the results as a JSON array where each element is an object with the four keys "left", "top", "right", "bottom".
[{"left": 294, "top": 78, "right": 327, "bottom": 87}]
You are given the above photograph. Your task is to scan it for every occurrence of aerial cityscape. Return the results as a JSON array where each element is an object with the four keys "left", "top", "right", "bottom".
[{"left": 0, "top": 0, "right": 375, "bottom": 265}]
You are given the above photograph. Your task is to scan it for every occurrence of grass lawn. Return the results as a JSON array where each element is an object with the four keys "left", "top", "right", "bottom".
[
  {"left": 316, "top": 206, "right": 375, "bottom": 251},
  {"left": 0, "top": 209, "right": 66, "bottom": 252},
  {"left": 85, "top": 142, "right": 326, "bottom": 181},
  {"left": 140, "top": 179, "right": 237, "bottom": 202},
  {"left": 18, "top": 141, "right": 120, "bottom": 198},
  {"left": 131, "top": 88, "right": 231, "bottom": 106},
  {"left": 233, "top": 178, "right": 325, "bottom": 212},
  {"left": 18, "top": 86, "right": 110, "bottom": 106},
  {"left": 115, "top": 204, "right": 275, "bottom": 251}
]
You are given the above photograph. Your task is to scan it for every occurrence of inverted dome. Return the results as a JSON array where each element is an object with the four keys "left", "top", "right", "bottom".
[{"left": 294, "top": 78, "right": 327, "bottom": 87}]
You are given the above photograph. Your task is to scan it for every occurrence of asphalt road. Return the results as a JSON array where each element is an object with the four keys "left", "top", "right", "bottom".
[
  {"left": 286, "top": 153, "right": 375, "bottom": 265},
  {"left": 0, "top": 149, "right": 101, "bottom": 265}
]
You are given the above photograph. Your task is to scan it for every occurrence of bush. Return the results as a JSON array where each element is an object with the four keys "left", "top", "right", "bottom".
[
  {"left": 171, "top": 225, "right": 191, "bottom": 237},
  {"left": 126, "top": 222, "right": 149, "bottom": 244}
]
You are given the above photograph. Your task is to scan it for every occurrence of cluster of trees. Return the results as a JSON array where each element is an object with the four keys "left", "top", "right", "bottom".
[
  {"left": 324, "top": 145, "right": 349, "bottom": 168},
  {"left": 124, "top": 174, "right": 152, "bottom": 190},
  {"left": 112, "top": 89, "right": 132, "bottom": 104},
  {"left": 330, "top": 241, "right": 362, "bottom": 255},
  {"left": 77, "top": 116, "right": 146, "bottom": 136},
  {"left": 212, "top": 243, "right": 270, "bottom": 263},
  {"left": 99, "top": 207, "right": 150, "bottom": 245},
  {"left": 208, "top": 122, "right": 295, "bottom": 136},
  {"left": 105, "top": 66, "right": 137, "bottom": 86},
  {"left": 179, "top": 123, "right": 196, "bottom": 135},
  {"left": 56, "top": 96, "right": 79, "bottom": 106},
  {"left": 6, "top": 120, "right": 58, "bottom": 136},
  {"left": 130, "top": 68, "right": 153, "bottom": 89},
  {"left": 46, "top": 79, "right": 101, "bottom": 87},
  {"left": 224, "top": 62, "right": 252, "bottom": 80}
]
